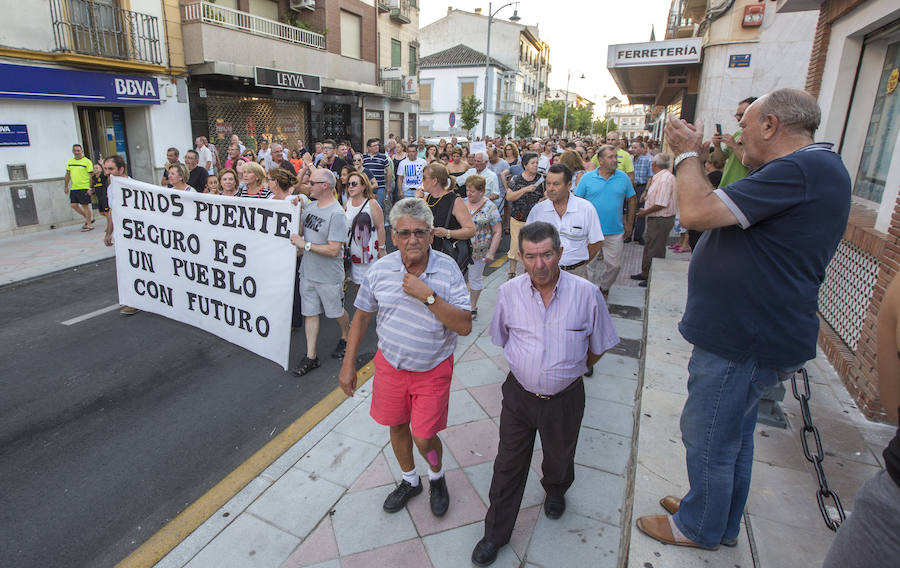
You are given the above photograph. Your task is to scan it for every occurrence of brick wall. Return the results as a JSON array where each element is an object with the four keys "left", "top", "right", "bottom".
[
  {"left": 277, "top": 0, "right": 376, "bottom": 63},
  {"left": 804, "top": 0, "right": 870, "bottom": 97}
]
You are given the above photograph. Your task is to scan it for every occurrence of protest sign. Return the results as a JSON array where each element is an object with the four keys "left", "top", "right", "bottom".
[
  {"left": 108, "top": 177, "right": 300, "bottom": 369},
  {"left": 470, "top": 141, "right": 487, "bottom": 155}
]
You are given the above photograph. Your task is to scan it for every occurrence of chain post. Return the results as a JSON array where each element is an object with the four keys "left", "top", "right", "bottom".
[{"left": 789, "top": 367, "right": 846, "bottom": 531}]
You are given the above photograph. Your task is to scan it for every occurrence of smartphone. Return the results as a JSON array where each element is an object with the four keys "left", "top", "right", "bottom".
[{"left": 715, "top": 123, "right": 722, "bottom": 135}]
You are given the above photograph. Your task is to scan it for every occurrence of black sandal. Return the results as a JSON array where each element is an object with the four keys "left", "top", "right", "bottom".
[
  {"left": 293, "top": 356, "right": 320, "bottom": 376},
  {"left": 507, "top": 272, "right": 516, "bottom": 280}
]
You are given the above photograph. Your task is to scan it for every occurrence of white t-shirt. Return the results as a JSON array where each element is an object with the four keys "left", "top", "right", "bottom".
[
  {"left": 197, "top": 145, "right": 214, "bottom": 173},
  {"left": 397, "top": 157, "right": 428, "bottom": 197}
]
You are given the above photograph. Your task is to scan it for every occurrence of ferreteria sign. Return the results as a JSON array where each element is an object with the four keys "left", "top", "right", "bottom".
[
  {"left": 608, "top": 38, "right": 703, "bottom": 68},
  {"left": 255, "top": 66, "right": 322, "bottom": 93},
  {"left": 108, "top": 178, "right": 300, "bottom": 369}
]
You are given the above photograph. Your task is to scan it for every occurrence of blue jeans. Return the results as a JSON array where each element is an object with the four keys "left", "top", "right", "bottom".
[
  {"left": 673, "top": 346, "right": 798, "bottom": 548},
  {"left": 375, "top": 186, "right": 386, "bottom": 211}
]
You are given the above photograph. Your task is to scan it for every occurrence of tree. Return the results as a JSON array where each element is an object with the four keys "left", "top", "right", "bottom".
[
  {"left": 592, "top": 118, "right": 618, "bottom": 138},
  {"left": 460, "top": 95, "right": 482, "bottom": 136},
  {"left": 570, "top": 105, "right": 594, "bottom": 135},
  {"left": 496, "top": 114, "right": 512, "bottom": 139},
  {"left": 515, "top": 115, "right": 533, "bottom": 138},
  {"left": 537, "top": 100, "right": 565, "bottom": 133}
]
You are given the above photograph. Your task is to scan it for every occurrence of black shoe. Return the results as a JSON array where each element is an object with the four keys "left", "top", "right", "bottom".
[
  {"left": 636, "top": 238, "right": 645, "bottom": 245},
  {"left": 471, "top": 308, "right": 478, "bottom": 320},
  {"left": 630, "top": 273, "right": 648, "bottom": 281},
  {"left": 429, "top": 475, "right": 450, "bottom": 517},
  {"left": 332, "top": 338, "right": 347, "bottom": 359},
  {"left": 382, "top": 479, "right": 423, "bottom": 512},
  {"left": 639, "top": 281, "right": 648, "bottom": 288},
  {"left": 584, "top": 367, "right": 594, "bottom": 377},
  {"left": 544, "top": 494, "right": 566, "bottom": 519},
  {"left": 471, "top": 538, "right": 502, "bottom": 567},
  {"left": 292, "top": 356, "right": 320, "bottom": 376},
  {"left": 624, "top": 237, "right": 633, "bottom": 243}
]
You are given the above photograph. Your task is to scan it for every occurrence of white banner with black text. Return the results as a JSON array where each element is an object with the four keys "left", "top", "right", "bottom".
[{"left": 108, "top": 177, "right": 300, "bottom": 369}]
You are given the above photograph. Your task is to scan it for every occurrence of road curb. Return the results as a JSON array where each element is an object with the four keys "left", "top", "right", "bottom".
[{"left": 116, "top": 361, "right": 376, "bottom": 568}]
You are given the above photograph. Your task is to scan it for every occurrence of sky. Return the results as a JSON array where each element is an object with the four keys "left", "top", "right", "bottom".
[{"left": 419, "top": 0, "right": 674, "bottom": 113}]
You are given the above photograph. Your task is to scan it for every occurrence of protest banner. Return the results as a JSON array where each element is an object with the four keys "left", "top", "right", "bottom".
[
  {"left": 470, "top": 141, "right": 487, "bottom": 155},
  {"left": 108, "top": 177, "right": 300, "bottom": 369}
]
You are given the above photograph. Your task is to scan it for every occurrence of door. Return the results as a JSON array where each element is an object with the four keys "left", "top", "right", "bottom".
[{"left": 78, "top": 107, "right": 130, "bottom": 170}]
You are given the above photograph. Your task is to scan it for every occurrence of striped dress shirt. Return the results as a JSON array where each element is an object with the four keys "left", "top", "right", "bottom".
[
  {"left": 355, "top": 249, "right": 471, "bottom": 372},
  {"left": 490, "top": 270, "right": 620, "bottom": 395},
  {"left": 645, "top": 168, "right": 677, "bottom": 217}
]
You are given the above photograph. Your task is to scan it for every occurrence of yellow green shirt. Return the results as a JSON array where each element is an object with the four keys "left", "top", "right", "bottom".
[
  {"left": 592, "top": 149, "right": 634, "bottom": 174},
  {"left": 67, "top": 157, "right": 93, "bottom": 190}
]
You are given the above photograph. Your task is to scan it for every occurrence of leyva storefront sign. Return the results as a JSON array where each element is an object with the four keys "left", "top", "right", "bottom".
[
  {"left": 254, "top": 66, "right": 322, "bottom": 93},
  {"left": 0, "top": 63, "right": 160, "bottom": 104},
  {"left": 608, "top": 38, "right": 703, "bottom": 68}
]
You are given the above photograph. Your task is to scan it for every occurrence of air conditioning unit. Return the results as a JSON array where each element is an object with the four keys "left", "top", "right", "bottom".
[{"left": 290, "top": 0, "right": 316, "bottom": 12}]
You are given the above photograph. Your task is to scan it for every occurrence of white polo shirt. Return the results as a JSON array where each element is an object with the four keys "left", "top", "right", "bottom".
[{"left": 526, "top": 195, "right": 604, "bottom": 266}]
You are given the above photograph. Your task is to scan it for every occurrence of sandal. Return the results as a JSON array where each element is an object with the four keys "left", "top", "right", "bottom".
[
  {"left": 292, "top": 356, "right": 320, "bottom": 376},
  {"left": 471, "top": 308, "right": 478, "bottom": 320},
  {"left": 507, "top": 272, "right": 516, "bottom": 280}
]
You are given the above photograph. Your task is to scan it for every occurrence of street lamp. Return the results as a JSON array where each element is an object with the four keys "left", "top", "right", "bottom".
[
  {"left": 481, "top": 2, "right": 520, "bottom": 140},
  {"left": 561, "top": 70, "right": 585, "bottom": 137}
]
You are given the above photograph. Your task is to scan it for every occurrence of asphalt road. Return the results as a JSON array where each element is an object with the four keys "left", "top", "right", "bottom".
[{"left": 0, "top": 258, "right": 378, "bottom": 567}]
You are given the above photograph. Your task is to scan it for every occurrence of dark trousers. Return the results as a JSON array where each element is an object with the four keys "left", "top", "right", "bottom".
[
  {"left": 641, "top": 215, "right": 675, "bottom": 277},
  {"left": 483, "top": 374, "right": 585, "bottom": 545},
  {"left": 631, "top": 183, "right": 647, "bottom": 240}
]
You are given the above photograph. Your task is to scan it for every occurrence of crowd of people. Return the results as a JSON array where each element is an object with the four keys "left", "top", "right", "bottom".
[{"left": 71, "top": 87, "right": 891, "bottom": 566}]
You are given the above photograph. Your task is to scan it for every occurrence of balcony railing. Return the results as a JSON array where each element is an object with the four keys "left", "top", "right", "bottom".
[
  {"left": 182, "top": 1, "right": 325, "bottom": 50},
  {"left": 377, "top": 0, "right": 391, "bottom": 13},
  {"left": 390, "top": 0, "right": 411, "bottom": 24},
  {"left": 383, "top": 79, "right": 413, "bottom": 100},
  {"left": 50, "top": 0, "right": 162, "bottom": 65}
]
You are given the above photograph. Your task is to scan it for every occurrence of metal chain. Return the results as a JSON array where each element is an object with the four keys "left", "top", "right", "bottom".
[{"left": 789, "top": 367, "right": 846, "bottom": 531}]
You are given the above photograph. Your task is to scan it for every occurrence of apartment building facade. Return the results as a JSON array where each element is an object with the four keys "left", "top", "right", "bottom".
[{"left": 0, "top": 0, "right": 191, "bottom": 236}]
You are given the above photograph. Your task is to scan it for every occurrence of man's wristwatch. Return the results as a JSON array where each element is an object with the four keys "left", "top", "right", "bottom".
[
  {"left": 674, "top": 151, "right": 700, "bottom": 170},
  {"left": 304, "top": 241, "right": 312, "bottom": 252},
  {"left": 423, "top": 293, "right": 437, "bottom": 306}
]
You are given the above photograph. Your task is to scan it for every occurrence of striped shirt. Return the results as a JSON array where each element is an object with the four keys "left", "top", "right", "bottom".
[
  {"left": 355, "top": 249, "right": 471, "bottom": 372},
  {"left": 633, "top": 154, "right": 653, "bottom": 184},
  {"left": 363, "top": 152, "right": 390, "bottom": 191},
  {"left": 644, "top": 168, "right": 676, "bottom": 217},
  {"left": 490, "top": 270, "right": 619, "bottom": 394}
]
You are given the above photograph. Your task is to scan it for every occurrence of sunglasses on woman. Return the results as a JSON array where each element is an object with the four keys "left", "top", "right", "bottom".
[{"left": 349, "top": 181, "right": 361, "bottom": 187}]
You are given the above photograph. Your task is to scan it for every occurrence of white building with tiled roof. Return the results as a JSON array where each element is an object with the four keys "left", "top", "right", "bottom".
[{"left": 418, "top": 44, "right": 513, "bottom": 138}]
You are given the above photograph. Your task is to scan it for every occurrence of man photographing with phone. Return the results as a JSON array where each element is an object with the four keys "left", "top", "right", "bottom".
[{"left": 709, "top": 97, "right": 757, "bottom": 189}]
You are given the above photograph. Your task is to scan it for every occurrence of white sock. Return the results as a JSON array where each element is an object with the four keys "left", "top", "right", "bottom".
[
  {"left": 402, "top": 468, "right": 419, "bottom": 486},
  {"left": 427, "top": 464, "right": 445, "bottom": 481},
  {"left": 668, "top": 515, "right": 690, "bottom": 542}
]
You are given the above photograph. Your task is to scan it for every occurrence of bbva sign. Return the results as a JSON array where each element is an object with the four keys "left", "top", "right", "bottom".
[{"left": 114, "top": 78, "right": 158, "bottom": 98}]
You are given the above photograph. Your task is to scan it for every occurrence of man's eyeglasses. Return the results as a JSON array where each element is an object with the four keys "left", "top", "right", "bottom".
[
  {"left": 734, "top": 113, "right": 744, "bottom": 121},
  {"left": 310, "top": 180, "right": 329, "bottom": 186},
  {"left": 394, "top": 228, "right": 430, "bottom": 240}
]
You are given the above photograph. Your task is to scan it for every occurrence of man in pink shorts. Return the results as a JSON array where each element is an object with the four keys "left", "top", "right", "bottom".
[{"left": 339, "top": 197, "right": 472, "bottom": 517}]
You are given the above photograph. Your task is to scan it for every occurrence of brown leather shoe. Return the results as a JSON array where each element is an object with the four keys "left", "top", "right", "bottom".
[
  {"left": 635, "top": 515, "right": 718, "bottom": 550},
  {"left": 660, "top": 495, "right": 681, "bottom": 515},
  {"left": 657, "top": 498, "right": 738, "bottom": 547}
]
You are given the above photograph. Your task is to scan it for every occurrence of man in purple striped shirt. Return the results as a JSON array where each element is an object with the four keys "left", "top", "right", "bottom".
[{"left": 472, "top": 221, "right": 620, "bottom": 566}]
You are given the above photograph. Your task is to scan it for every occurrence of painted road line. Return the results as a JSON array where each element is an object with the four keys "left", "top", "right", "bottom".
[
  {"left": 490, "top": 257, "right": 507, "bottom": 268},
  {"left": 61, "top": 304, "right": 121, "bottom": 326},
  {"left": 116, "top": 361, "right": 376, "bottom": 568}
]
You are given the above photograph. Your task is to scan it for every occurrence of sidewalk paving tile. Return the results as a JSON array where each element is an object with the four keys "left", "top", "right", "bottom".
[
  {"left": 746, "top": 462, "right": 832, "bottom": 529},
  {"left": 567, "top": 464, "right": 626, "bottom": 527},
  {"left": 747, "top": 514, "right": 832, "bottom": 568},
  {"left": 525, "top": 512, "right": 620, "bottom": 568},
  {"left": 574, "top": 427, "right": 631, "bottom": 477},
  {"left": 752, "top": 424, "right": 809, "bottom": 472},
  {"left": 582, "top": 398, "right": 634, "bottom": 438},
  {"left": 332, "top": 399, "right": 390, "bottom": 448},
  {"left": 339, "top": 538, "right": 433, "bottom": 568},
  {"left": 452, "top": 358, "right": 505, "bottom": 388},
  {"left": 441, "top": 418, "right": 500, "bottom": 467},
  {"left": 300, "top": 561, "right": 339, "bottom": 568},
  {"left": 458, "top": 343, "right": 488, "bottom": 362},
  {"left": 464, "top": 460, "right": 546, "bottom": 510},
  {"left": 295, "top": 431, "right": 382, "bottom": 488},
  {"left": 247, "top": 468, "right": 345, "bottom": 539},
  {"left": 405, "top": 469, "right": 487, "bottom": 536},
  {"left": 422, "top": 521, "right": 521, "bottom": 568},
  {"left": 184, "top": 514, "right": 299, "bottom": 568},
  {"left": 348, "top": 452, "right": 394, "bottom": 493},
  {"left": 508, "top": 505, "right": 540, "bottom": 559},
  {"left": 446, "top": 389, "right": 489, "bottom": 427},
  {"left": 330, "top": 485, "right": 418, "bottom": 556},
  {"left": 468, "top": 382, "right": 503, "bottom": 418},
  {"left": 583, "top": 373, "right": 639, "bottom": 406},
  {"left": 592, "top": 353, "right": 639, "bottom": 380},
  {"left": 280, "top": 516, "right": 338, "bottom": 568},
  {"left": 606, "top": 286, "right": 646, "bottom": 309},
  {"left": 610, "top": 316, "right": 643, "bottom": 341},
  {"left": 474, "top": 335, "right": 505, "bottom": 358}
]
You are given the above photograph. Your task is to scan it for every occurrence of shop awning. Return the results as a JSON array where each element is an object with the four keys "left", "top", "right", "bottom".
[{"left": 607, "top": 38, "right": 702, "bottom": 106}]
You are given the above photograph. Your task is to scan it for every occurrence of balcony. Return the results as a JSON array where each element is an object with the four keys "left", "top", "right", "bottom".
[
  {"left": 377, "top": 0, "right": 391, "bottom": 13},
  {"left": 182, "top": 0, "right": 325, "bottom": 50},
  {"left": 390, "top": 0, "right": 411, "bottom": 24},
  {"left": 383, "top": 78, "right": 415, "bottom": 100},
  {"left": 49, "top": 0, "right": 161, "bottom": 65}
]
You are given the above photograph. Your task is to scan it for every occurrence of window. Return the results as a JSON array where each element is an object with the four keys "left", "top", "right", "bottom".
[
  {"left": 409, "top": 45, "right": 417, "bottom": 76},
  {"left": 460, "top": 79, "right": 476, "bottom": 106},
  {"left": 419, "top": 81, "right": 432, "bottom": 112},
  {"left": 391, "top": 39, "right": 402, "bottom": 67},
  {"left": 852, "top": 39, "right": 900, "bottom": 204},
  {"left": 340, "top": 10, "right": 361, "bottom": 59},
  {"left": 248, "top": 0, "right": 277, "bottom": 20}
]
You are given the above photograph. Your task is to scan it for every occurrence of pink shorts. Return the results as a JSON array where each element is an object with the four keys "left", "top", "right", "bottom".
[{"left": 370, "top": 350, "right": 454, "bottom": 439}]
